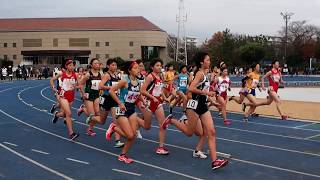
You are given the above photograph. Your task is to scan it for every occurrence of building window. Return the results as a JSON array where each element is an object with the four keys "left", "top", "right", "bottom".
[
  {"left": 129, "top": 41, "right": 134, "bottom": 47},
  {"left": 4, "top": 43, "right": 7, "bottom": 48},
  {"left": 96, "top": 54, "right": 100, "bottom": 58},
  {"left": 4, "top": 55, "right": 8, "bottom": 60},
  {"left": 23, "top": 39, "right": 42, "bottom": 47},
  {"left": 13, "top": 55, "right": 17, "bottom": 60},
  {"left": 105, "top": 54, "right": 109, "bottom": 59},
  {"left": 69, "top": 38, "right": 89, "bottom": 47},
  {"left": 13, "top": 43, "right": 16, "bottom": 48},
  {"left": 129, "top": 54, "right": 134, "bottom": 59},
  {"left": 105, "top": 42, "right": 109, "bottom": 46},
  {"left": 96, "top": 42, "right": 100, "bottom": 47},
  {"left": 53, "top": 38, "right": 58, "bottom": 47}
]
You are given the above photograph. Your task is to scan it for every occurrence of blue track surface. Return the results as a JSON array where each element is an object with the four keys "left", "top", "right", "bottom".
[{"left": 0, "top": 80, "right": 320, "bottom": 180}]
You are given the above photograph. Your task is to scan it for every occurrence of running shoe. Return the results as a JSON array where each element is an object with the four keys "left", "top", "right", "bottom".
[
  {"left": 52, "top": 111, "right": 59, "bottom": 124},
  {"left": 85, "top": 113, "right": 94, "bottom": 125},
  {"left": 50, "top": 104, "right": 56, "bottom": 114},
  {"left": 69, "top": 132, "right": 80, "bottom": 141},
  {"left": 118, "top": 154, "right": 134, "bottom": 164},
  {"left": 156, "top": 146, "right": 169, "bottom": 155},
  {"left": 114, "top": 141, "right": 125, "bottom": 148},
  {"left": 251, "top": 113, "right": 260, "bottom": 117},
  {"left": 228, "top": 96, "right": 235, "bottom": 102},
  {"left": 193, "top": 151, "right": 207, "bottom": 159},
  {"left": 105, "top": 123, "right": 116, "bottom": 141},
  {"left": 86, "top": 127, "right": 96, "bottom": 137},
  {"left": 243, "top": 117, "right": 249, "bottom": 122},
  {"left": 77, "top": 104, "right": 85, "bottom": 116},
  {"left": 161, "top": 114, "right": 173, "bottom": 130},
  {"left": 281, "top": 115, "right": 288, "bottom": 120},
  {"left": 212, "top": 159, "right": 228, "bottom": 170},
  {"left": 136, "top": 130, "right": 143, "bottom": 139},
  {"left": 223, "top": 120, "right": 231, "bottom": 125}
]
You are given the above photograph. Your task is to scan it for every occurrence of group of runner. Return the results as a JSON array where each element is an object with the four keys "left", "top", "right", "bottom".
[{"left": 48, "top": 51, "right": 288, "bottom": 170}]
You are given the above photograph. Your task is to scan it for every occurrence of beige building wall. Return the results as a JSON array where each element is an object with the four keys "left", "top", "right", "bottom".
[{"left": 0, "top": 30, "right": 168, "bottom": 66}]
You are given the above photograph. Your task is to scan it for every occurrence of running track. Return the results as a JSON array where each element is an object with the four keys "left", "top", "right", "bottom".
[{"left": 0, "top": 80, "right": 320, "bottom": 180}]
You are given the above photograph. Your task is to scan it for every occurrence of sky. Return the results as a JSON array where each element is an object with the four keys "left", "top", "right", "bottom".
[{"left": 1, "top": 0, "right": 320, "bottom": 44}]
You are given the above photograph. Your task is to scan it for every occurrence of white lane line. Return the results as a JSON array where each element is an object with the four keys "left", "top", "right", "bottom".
[
  {"left": 0, "top": 85, "right": 28, "bottom": 93},
  {"left": 216, "top": 125, "right": 311, "bottom": 141},
  {"left": 66, "top": 158, "right": 90, "bottom": 165},
  {"left": 31, "top": 149, "right": 50, "bottom": 155},
  {"left": 163, "top": 105, "right": 320, "bottom": 133},
  {"left": 152, "top": 125, "right": 320, "bottom": 157},
  {"left": 3, "top": 142, "right": 18, "bottom": 147},
  {"left": 112, "top": 168, "right": 142, "bottom": 177},
  {"left": 42, "top": 86, "right": 320, "bottom": 143},
  {"left": 294, "top": 122, "right": 317, "bottom": 129},
  {"left": 19, "top": 87, "right": 320, "bottom": 178},
  {"left": 232, "top": 158, "right": 320, "bottom": 179},
  {"left": 39, "top": 86, "right": 320, "bottom": 156},
  {"left": 305, "top": 134, "right": 320, "bottom": 140},
  {"left": 0, "top": 109, "right": 204, "bottom": 180},
  {"left": 0, "top": 143, "right": 73, "bottom": 180}
]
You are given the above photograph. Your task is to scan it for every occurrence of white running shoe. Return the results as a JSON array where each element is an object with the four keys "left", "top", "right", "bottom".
[
  {"left": 136, "top": 130, "right": 143, "bottom": 139},
  {"left": 193, "top": 150, "right": 207, "bottom": 159}
]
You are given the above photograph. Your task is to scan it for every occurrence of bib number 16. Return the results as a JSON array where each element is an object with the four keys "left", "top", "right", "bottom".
[{"left": 187, "top": 100, "right": 198, "bottom": 110}]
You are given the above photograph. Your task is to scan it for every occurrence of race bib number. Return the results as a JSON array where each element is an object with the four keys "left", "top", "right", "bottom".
[
  {"left": 187, "top": 99, "right": 198, "bottom": 110},
  {"left": 273, "top": 75, "right": 281, "bottom": 83},
  {"left": 179, "top": 79, "right": 187, "bottom": 87},
  {"left": 125, "top": 91, "right": 140, "bottom": 103},
  {"left": 203, "top": 81, "right": 210, "bottom": 91},
  {"left": 111, "top": 82, "right": 119, "bottom": 94},
  {"left": 91, "top": 80, "right": 101, "bottom": 90},
  {"left": 152, "top": 83, "right": 163, "bottom": 97},
  {"left": 220, "top": 83, "right": 229, "bottom": 92},
  {"left": 115, "top": 107, "right": 125, "bottom": 116},
  {"left": 252, "top": 79, "right": 259, "bottom": 88},
  {"left": 99, "top": 96, "right": 105, "bottom": 105}
]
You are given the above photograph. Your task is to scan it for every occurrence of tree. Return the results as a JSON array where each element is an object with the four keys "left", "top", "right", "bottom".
[
  {"left": 279, "top": 20, "right": 319, "bottom": 65},
  {"left": 237, "top": 43, "right": 266, "bottom": 64}
]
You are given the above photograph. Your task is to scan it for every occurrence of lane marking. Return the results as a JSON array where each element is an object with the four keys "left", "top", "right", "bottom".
[
  {"left": 3, "top": 142, "right": 18, "bottom": 147},
  {"left": 66, "top": 158, "right": 90, "bottom": 165},
  {"left": 41, "top": 86, "right": 320, "bottom": 143},
  {"left": 231, "top": 158, "right": 320, "bottom": 179},
  {"left": 294, "top": 122, "right": 317, "bottom": 129},
  {"left": 0, "top": 142, "right": 73, "bottom": 180},
  {"left": 21, "top": 85, "right": 320, "bottom": 178},
  {"left": 0, "top": 85, "right": 28, "bottom": 93},
  {"left": 153, "top": 125, "right": 320, "bottom": 157},
  {"left": 305, "top": 134, "right": 320, "bottom": 140},
  {"left": 0, "top": 109, "right": 204, "bottom": 180},
  {"left": 112, "top": 169, "right": 142, "bottom": 177},
  {"left": 31, "top": 149, "right": 50, "bottom": 155},
  {"left": 39, "top": 86, "right": 320, "bottom": 156}
]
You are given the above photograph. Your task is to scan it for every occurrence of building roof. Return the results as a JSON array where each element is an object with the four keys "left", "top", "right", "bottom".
[{"left": 0, "top": 16, "right": 164, "bottom": 32}]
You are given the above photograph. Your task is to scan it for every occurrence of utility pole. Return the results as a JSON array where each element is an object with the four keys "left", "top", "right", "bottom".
[
  {"left": 176, "top": 0, "right": 188, "bottom": 65},
  {"left": 280, "top": 12, "right": 294, "bottom": 61}
]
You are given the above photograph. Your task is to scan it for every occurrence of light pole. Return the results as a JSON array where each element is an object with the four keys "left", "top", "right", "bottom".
[{"left": 280, "top": 12, "right": 294, "bottom": 61}]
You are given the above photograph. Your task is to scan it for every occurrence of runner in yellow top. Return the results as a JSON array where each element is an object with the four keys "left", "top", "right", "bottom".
[
  {"left": 242, "top": 63, "right": 263, "bottom": 122},
  {"left": 163, "top": 64, "right": 177, "bottom": 114}
]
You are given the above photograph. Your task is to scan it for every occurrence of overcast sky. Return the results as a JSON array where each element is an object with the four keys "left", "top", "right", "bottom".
[{"left": 1, "top": 0, "right": 320, "bottom": 44}]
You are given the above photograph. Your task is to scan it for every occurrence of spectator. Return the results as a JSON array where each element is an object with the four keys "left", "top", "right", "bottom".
[
  {"left": 7, "top": 65, "right": 13, "bottom": 81},
  {"left": 1, "top": 66, "right": 8, "bottom": 81}
]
